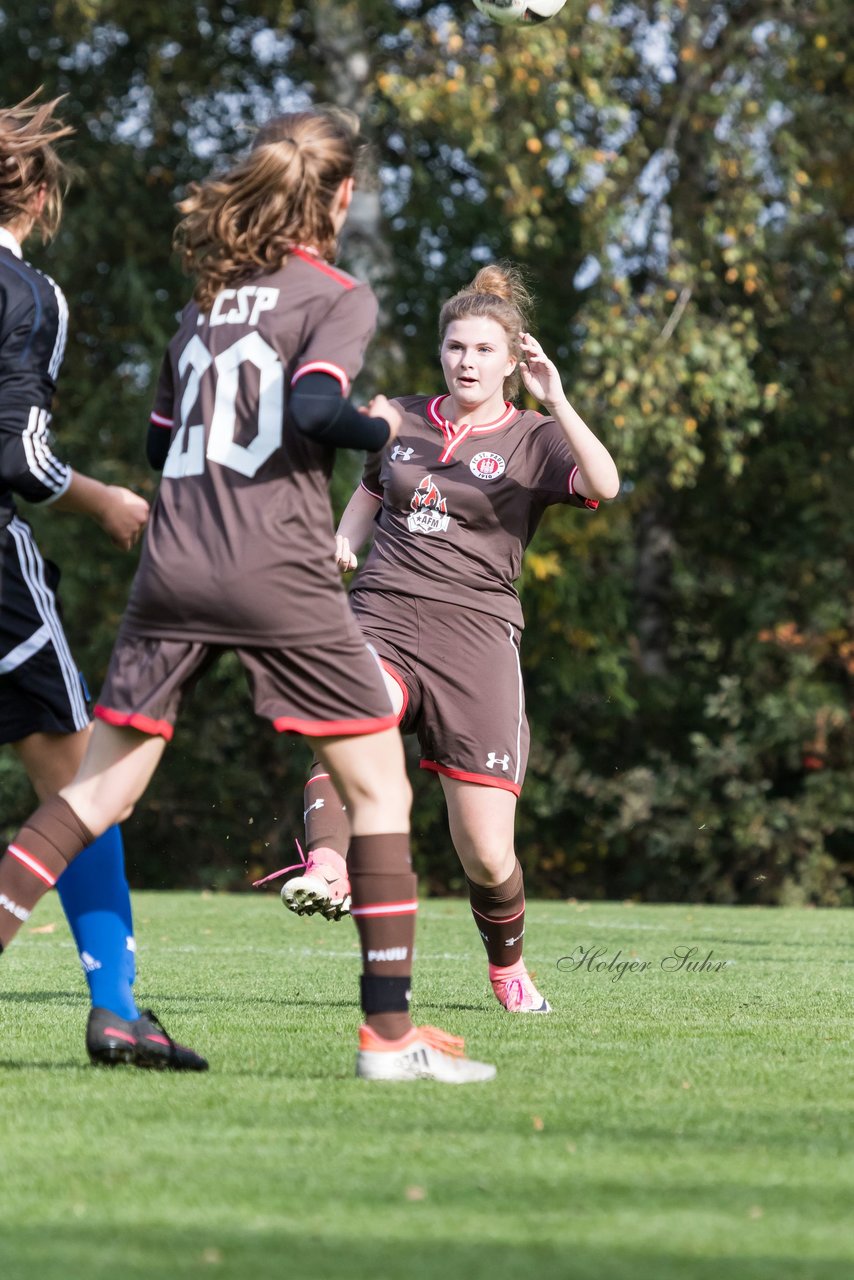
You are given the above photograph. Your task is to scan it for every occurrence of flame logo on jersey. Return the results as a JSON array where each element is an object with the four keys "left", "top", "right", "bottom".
[{"left": 406, "top": 474, "right": 451, "bottom": 534}]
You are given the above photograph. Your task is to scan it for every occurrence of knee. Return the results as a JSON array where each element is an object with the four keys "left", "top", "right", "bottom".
[
  {"left": 458, "top": 844, "right": 517, "bottom": 887},
  {"left": 81, "top": 808, "right": 127, "bottom": 842},
  {"left": 348, "top": 770, "right": 412, "bottom": 819},
  {"left": 371, "top": 772, "right": 413, "bottom": 811},
  {"left": 60, "top": 787, "right": 132, "bottom": 841}
]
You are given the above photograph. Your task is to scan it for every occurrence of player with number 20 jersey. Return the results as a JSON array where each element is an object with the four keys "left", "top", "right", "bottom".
[
  {"left": 0, "top": 108, "right": 496, "bottom": 1085},
  {"left": 126, "top": 250, "right": 378, "bottom": 649},
  {"left": 98, "top": 248, "right": 394, "bottom": 737}
]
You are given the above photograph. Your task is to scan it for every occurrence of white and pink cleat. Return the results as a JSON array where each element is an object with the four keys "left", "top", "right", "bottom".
[
  {"left": 280, "top": 847, "right": 351, "bottom": 921},
  {"left": 489, "top": 959, "right": 551, "bottom": 1013}
]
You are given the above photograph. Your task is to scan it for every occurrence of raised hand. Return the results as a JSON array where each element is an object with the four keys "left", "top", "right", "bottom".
[{"left": 518, "top": 332, "right": 566, "bottom": 409}]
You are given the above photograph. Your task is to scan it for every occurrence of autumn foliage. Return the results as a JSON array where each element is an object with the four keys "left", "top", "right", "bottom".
[{"left": 2, "top": 1, "right": 851, "bottom": 903}]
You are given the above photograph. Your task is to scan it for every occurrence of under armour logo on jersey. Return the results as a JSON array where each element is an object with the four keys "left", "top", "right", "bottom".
[
  {"left": 485, "top": 752, "right": 510, "bottom": 771},
  {"left": 391, "top": 445, "right": 414, "bottom": 462},
  {"left": 304, "top": 797, "right": 325, "bottom": 820}
]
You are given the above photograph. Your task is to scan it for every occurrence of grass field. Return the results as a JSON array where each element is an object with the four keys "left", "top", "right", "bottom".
[{"left": 1, "top": 894, "right": 852, "bottom": 1280}]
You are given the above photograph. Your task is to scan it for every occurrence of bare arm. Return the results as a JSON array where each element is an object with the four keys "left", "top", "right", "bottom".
[
  {"left": 518, "top": 332, "right": 620, "bottom": 501},
  {"left": 50, "top": 470, "right": 150, "bottom": 550},
  {"left": 335, "top": 483, "right": 383, "bottom": 571},
  {"left": 546, "top": 397, "right": 621, "bottom": 501},
  {"left": 333, "top": 395, "right": 401, "bottom": 570}
]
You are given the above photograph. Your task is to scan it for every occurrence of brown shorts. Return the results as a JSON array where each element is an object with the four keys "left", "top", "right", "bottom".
[
  {"left": 94, "top": 626, "right": 396, "bottom": 742},
  {"left": 350, "top": 589, "right": 529, "bottom": 796}
]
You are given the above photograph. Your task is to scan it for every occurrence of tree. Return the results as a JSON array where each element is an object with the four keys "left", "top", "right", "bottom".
[{"left": 2, "top": 0, "right": 850, "bottom": 901}]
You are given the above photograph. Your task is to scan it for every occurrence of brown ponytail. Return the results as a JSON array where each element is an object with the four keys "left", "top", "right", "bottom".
[
  {"left": 439, "top": 263, "right": 534, "bottom": 399},
  {"left": 0, "top": 89, "right": 74, "bottom": 242},
  {"left": 174, "top": 107, "right": 364, "bottom": 311}
]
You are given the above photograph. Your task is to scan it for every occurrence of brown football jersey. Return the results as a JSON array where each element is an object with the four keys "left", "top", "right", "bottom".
[
  {"left": 356, "top": 394, "right": 598, "bottom": 628},
  {"left": 125, "top": 250, "right": 378, "bottom": 644}
]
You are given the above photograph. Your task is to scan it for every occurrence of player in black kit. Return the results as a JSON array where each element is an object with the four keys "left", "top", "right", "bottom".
[{"left": 0, "top": 90, "right": 205, "bottom": 1069}]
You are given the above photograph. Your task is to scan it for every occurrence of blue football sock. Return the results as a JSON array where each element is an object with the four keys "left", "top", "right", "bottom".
[{"left": 55, "top": 824, "right": 139, "bottom": 1020}]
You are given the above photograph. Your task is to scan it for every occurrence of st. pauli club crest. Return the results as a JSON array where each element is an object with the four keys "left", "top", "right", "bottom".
[{"left": 469, "top": 451, "right": 506, "bottom": 480}]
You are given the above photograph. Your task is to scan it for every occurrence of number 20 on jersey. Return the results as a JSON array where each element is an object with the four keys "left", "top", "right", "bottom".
[{"left": 163, "top": 331, "right": 284, "bottom": 481}]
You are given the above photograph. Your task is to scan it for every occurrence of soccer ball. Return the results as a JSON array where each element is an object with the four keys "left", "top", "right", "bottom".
[{"left": 472, "top": 0, "right": 567, "bottom": 25}]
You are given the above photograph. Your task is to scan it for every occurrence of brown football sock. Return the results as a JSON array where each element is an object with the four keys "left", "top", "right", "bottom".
[
  {"left": 349, "top": 833, "right": 417, "bottom": 1041},
  {"left": 304, "top": 761, "right": 350, "bottom": 857},
  {"left": 0, "top": 795, "right": 93, "bottom": 952},
  {"left": 466, "top": 858, "right": 526, "bottom": 967}
]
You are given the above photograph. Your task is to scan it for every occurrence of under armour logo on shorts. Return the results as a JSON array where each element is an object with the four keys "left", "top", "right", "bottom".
[{"left": 485, "top": 752, "right": 510, "bottom": 771}]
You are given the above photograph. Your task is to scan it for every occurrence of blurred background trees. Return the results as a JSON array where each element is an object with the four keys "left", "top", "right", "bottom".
[{"left": 1, "top": 0, "right": 851, "bottom": 902}]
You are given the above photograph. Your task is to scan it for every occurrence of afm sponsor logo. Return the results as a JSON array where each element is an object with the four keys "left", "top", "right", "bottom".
[{"left": 407, "top": 475, "right": 451, "bottom": 535}]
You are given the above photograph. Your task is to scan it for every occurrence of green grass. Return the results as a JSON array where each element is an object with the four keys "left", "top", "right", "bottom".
[{"left": 1, "top": 895, "right": 852, "bottom": 1280}]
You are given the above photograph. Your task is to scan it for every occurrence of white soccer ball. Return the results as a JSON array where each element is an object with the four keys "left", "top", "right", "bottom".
[{"left": 472, "top": 0, "right": 567, "bottom": 25}]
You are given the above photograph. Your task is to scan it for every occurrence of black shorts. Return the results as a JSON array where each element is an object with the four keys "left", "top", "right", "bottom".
[{"left": 0, "top": 515, "right": 91, "bottom": 745}]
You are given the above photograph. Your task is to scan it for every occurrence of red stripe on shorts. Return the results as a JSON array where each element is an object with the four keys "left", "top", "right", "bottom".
[
  {"left": 419, "top": 760, "right": 522, "bottom": 797},
  {"left": 379, "top": 660, "right": 408, "bottom": 724},
  {"left": 94, "top": 705, "right": 175, "bottom": 741},
  {"left": 273, "top": 712, "right": 398, "bottom": 737}
]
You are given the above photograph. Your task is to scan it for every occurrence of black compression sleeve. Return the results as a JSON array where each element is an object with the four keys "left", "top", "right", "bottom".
[
  {"left": 146, "top": 425, "right": 171, "bottom": 471},
  {"left": 290, "top": 372, "right": 391, "bottom": 451}
]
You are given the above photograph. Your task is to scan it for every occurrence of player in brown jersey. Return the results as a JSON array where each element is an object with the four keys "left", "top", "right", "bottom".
[
  {"left": 281, "top": 264, "right": 619, "bottom": 1014},
  {"left": 0, "top": 108, "right": 495, "bottom": 1083}
]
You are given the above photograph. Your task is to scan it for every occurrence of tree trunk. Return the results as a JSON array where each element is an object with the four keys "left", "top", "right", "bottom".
[{"left": 633, "top": 498, "right": 675, "bottom": 678}]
